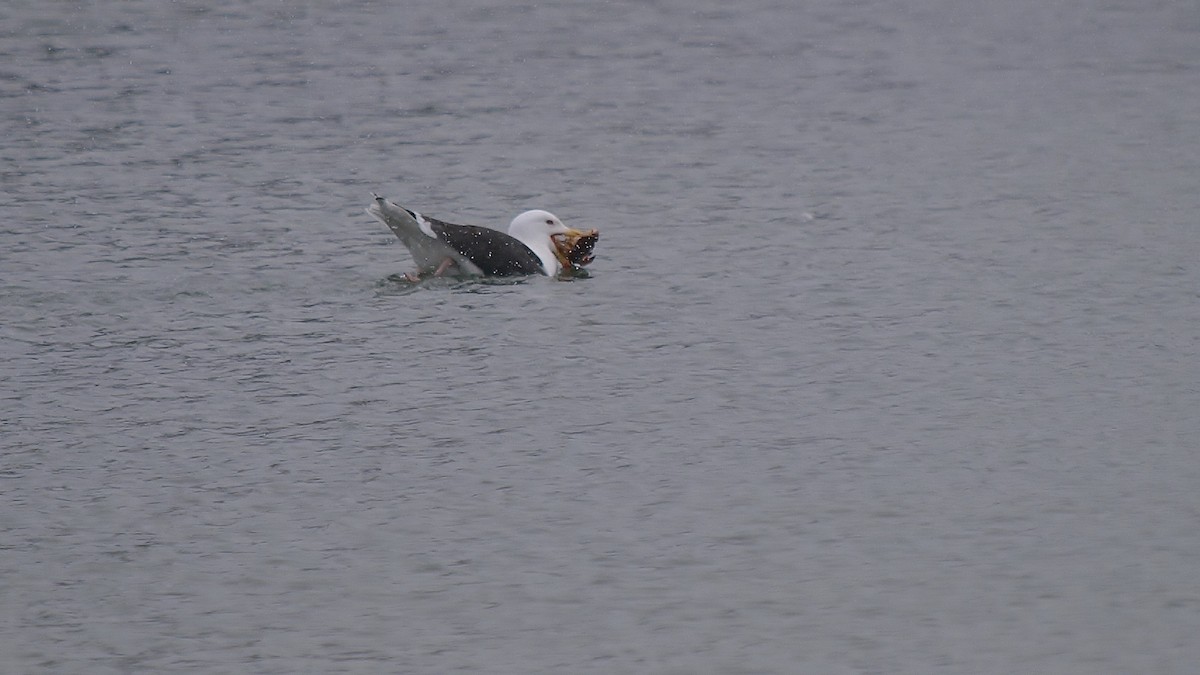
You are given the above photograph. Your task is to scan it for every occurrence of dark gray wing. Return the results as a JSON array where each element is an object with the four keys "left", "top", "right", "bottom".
[{"left": 426, "top": 217, "right": 546, "bottom": 276}]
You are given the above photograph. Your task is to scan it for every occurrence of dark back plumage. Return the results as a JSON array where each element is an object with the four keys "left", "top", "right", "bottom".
[{"left": 418, "top": 213, "right": 546, "bottom": 276}]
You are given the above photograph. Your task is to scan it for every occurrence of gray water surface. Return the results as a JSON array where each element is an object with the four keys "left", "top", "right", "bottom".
[{"left": 3, "top": 1, "right": 1199, "bottom": 673}]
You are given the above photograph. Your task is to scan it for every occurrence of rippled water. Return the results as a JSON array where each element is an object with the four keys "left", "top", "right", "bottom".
[{"left": 4, "top": 1, "right": 1199, "bottom": 673}]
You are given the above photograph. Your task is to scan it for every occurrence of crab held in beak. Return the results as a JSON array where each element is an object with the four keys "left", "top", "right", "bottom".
[{"left": 551, "top": 227, "right": 600, "bottom": 271}]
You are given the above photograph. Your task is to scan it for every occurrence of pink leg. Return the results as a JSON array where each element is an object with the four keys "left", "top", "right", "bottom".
[
  {"left": 432, "top": 258, "right": 455, "bottom": 277},
  {"left": 403, "top": 258, "right": 454, "bottom": 283}
]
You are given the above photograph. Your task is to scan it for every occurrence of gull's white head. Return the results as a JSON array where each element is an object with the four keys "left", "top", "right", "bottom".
[{"left": 508, "top": 210, "right": 572, "bottom": 276}]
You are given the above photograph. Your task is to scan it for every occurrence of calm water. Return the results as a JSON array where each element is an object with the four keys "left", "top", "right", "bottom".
[{"left": 3, "top": 1, "right": 1199, "bottom": 673}]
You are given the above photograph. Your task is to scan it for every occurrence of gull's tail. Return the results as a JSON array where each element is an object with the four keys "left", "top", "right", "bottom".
[{"left": 367, "top": 195, "right": 431, "bottom": 245}]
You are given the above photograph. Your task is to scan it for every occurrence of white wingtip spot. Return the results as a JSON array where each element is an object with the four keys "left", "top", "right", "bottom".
[{"left": 413, "top": 211, "right": 436, "bottom": 238}]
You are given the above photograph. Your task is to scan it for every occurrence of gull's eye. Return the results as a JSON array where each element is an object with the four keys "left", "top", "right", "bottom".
[{"left": 545, "top": 219, "right": 554, "bottom": 225}]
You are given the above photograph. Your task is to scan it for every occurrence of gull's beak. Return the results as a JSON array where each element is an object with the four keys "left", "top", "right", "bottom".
[{"left": 552, "top": 227, "right": 600, "bottom": 270}]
